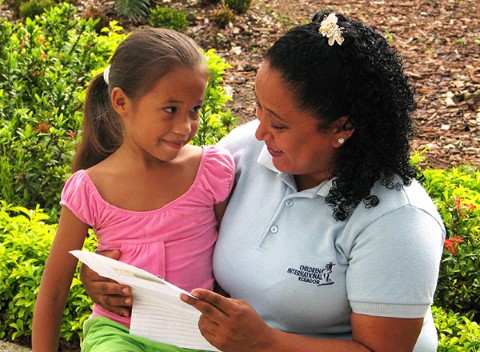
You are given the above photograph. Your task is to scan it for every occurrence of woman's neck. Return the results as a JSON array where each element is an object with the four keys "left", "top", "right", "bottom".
[{"left": 294, "top": 173, "right": 331, "bottom": 192}]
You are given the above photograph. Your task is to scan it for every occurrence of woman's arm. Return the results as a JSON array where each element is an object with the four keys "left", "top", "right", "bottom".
[
  {"left": 78, "top": 197, "right": 231, "bottom": 315},
  {"left": 181, "top": 289, "right": 422, "bottom": 352},
  {"left": 79, "top": 249, "right": 133, "bottom": 317},
  {"left": 32, "top": 207, "right": 89, "bottom": 352}
]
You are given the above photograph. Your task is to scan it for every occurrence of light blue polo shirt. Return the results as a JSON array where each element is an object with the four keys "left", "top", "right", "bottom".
[{"left": 214, "top": 120, "right": 445, "bottom": 351}]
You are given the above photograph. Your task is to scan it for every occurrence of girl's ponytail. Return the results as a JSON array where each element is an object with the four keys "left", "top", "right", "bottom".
[
  {"left": 72, "top": 27, "right": 206, "bottom": 172},
  {"left": 71, "top": 72, "right": 122, "bottom": 172}
]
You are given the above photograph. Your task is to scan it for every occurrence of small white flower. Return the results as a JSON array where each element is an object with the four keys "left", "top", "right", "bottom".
[
  {"left": 319, "top": 13, "right": 344, "bottom": 46},
  {"left": 103, "top": 65, "right": 111, "bottom": 85}
]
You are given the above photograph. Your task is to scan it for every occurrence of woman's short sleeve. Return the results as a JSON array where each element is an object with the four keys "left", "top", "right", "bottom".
[
  {"left": 346, "top": 206, "right": 444, "bottom": 318},
  {"left": 200, "top": 146, "right": 235, "bottom": 204},
  {"left": 60, "top": 170, "right": 99, "bottom": 226}
]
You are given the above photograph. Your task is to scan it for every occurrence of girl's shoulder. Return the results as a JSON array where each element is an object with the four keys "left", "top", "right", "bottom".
[
  {"left": 194, "top": 145, "right": 235, "bottom": 201},
  {"left": 61, "top": 170, "right": 106, "bottom": 225},
  {"left": 200, "top": 145, "right": 235, "bottom": 177},
  {"left": 63, "top": 169, "right": 95, "bottom": 194}
]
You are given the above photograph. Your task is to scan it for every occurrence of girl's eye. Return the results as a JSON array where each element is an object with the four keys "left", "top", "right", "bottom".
[
  {"left": 189, "top": 106, "right": 202, "bottom": 120},
  {"left": 191, "top": 105, "right": 202, "bottom": 113},
  {"left": 164, "top": 107, "right": 177, "bottom": 114}
]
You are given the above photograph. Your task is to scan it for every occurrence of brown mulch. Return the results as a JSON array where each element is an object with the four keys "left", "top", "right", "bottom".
[
  {"left": 186, "top": 0, "right": 480, "bottom": 170},
  {"left": 186, "top": 0, "right": 479, "bottom": 170},
  {"left": 3, "top": 0, "right": 479, "bottom": 170}
]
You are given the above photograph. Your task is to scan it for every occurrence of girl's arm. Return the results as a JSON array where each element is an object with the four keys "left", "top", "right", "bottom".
[
  {"left": 181, "top": 289, "right": 423, "bottom": 352},
  {"left": 32, "top": 207, "right": 89, "bottom": 352}
]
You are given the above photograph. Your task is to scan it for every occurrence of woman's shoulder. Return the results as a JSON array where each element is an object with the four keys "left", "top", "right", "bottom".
[
  {"left": 218, "top": 120, "right": 261, "bottom": 151},
  {"left": 217, "top": 121, "right": 264, "bottom": 165},
  {"left": 351, "top": 178, "right": 445, "bottom": 231}
]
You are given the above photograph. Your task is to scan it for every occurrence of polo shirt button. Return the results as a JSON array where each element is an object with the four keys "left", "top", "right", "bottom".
[
  {"left": 285, "top": 199, "right": 293, "bottom": 207},
  {"left": 270, "top": 225, "right": 278, "bottom": 234}
]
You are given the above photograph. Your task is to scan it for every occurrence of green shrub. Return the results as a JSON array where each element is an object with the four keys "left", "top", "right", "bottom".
[
  {"left": 148, "top": 5, "right": 189, "bottom": 32},
  {"left": 18, "top": 0, "right": 55, "bottom": 20},
  {"left": 433, "top": 306, "right": 480, "bottom": 351},
  {"left": 0, "top": 4, "right": 126, "bottom": 219},
  {"left": 194, "top": 48, "right": 237, "bottom": 146},
  {"left": 115, "top": 0, "right": 150, "bottom": 21},
  {"left": 212, "top": 5, "right": 235, "bottom": 28},
  {"left": 225, "top": 0, "right": 252, "bottom": 14},
  {"left": 0, "top": 3, "right": 235, "bottom": 220},
  {"left": 423, "top": 166, "right": 480, "bottom": 320},
  {"left": 0, "top": 200, "right": 97, "bottom": 343},
  {"left": 2, "top": 0, "right": 72, "bottom": 18}
]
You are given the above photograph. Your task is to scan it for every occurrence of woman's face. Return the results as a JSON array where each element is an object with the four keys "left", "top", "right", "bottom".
[{"left": 254, "top": 61, "right": 345, "bottom": 189}]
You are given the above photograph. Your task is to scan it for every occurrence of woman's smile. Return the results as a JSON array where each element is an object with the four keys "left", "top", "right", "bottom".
[{"left": 266, "top": 145, "right": 283, "bottom": 158}]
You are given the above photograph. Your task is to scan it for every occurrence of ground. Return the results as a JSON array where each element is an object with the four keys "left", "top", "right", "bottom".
[
  {"left": 109, "top": 0, "right": 480, "bottom": 169},
  {"left": 184, "top": 0, "right": 480, "bottom": 170},
  {"left": 3, "top": 0, "right": 479, "bottom": 169}
]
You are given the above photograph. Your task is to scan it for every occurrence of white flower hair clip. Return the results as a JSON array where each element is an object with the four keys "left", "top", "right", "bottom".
[
  {"left": 103, "top": 65, "right": 111, "bottom": 85},
  {"left": 319, "top": 13, "right": 344, "bottom": 46}
]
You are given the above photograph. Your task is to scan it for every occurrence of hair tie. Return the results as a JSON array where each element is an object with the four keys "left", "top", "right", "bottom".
[
  {"left": 103, "top": 65, "right": 111, "bottom": 85},
  {"left": 319, "top": 13, "right": 344, "bottom": 46}
]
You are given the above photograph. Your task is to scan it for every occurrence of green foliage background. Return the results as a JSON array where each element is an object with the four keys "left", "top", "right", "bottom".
[
  {"left": 0, "top": 4, "right": 124, "bottom": 219},
  {"left": 0, "top": 3, "right": 235, "bottom": 221}
]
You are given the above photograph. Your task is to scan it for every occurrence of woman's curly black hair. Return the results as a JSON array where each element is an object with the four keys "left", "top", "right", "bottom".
[{"left": 264, "top": 11, "right": 419, "bottom": 221}]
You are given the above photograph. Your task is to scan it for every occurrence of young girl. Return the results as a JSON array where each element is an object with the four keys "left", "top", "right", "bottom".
[{"left": 32, "top": 27, "right": 234, "bottom": 352}]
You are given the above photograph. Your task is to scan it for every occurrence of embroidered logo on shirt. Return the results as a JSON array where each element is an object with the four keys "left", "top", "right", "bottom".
[{"left": 286, "top": 262, "right": 335, "bottom": 286}]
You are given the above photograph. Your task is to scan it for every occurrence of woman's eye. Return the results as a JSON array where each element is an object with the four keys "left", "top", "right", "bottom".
[{"left": 164, "top": 107, "right": 177, "bottom": 114}]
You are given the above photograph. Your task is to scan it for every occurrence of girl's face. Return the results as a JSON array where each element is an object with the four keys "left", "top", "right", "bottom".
[
  {"left": 117, "top": 65, "right": 208, "bottom": 162},
  {"left": 254, "top": 61, "right": 347, "bottom": 189}
]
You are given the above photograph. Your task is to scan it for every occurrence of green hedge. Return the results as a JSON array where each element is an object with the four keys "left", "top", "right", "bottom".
[
  {"left": 424, "top": 166, "right": 480, "bottom": 321},
  {"left": 0, "top": 4, "right": 124, "bottom": 219},
  {"left": 0, "top": 200, "right": 97, "bottom": 343},
  {"left": 433, "top": 306, "right": 480, "bottom": 351},
  {"left": 0, "top": 3, "right": 236, "bottom": 221}
]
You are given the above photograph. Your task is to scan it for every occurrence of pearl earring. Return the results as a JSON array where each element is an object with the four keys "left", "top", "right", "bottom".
[{"left": 338, "top": 137, "right": 345, "bottom": 145}]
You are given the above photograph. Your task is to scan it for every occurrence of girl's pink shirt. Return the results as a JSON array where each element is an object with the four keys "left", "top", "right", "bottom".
[{"left": 60, "top": 146, "right": 234, "bottom": 327}]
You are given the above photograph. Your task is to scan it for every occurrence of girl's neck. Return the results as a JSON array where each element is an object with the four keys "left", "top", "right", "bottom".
[{"left": 86, "top": 145, "right": 203, "bottom": 212}]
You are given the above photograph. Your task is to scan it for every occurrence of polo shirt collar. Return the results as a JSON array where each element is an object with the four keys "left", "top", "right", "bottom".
[{"left": 257, "top": 144, "right": 333, "bottom": 197}]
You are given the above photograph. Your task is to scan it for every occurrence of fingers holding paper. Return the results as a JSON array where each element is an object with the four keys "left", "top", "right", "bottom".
[
  {"left": 80, "top": 249, "right": 133, "bottom": 317},
  {"left": 181, "top": 289, "right": 274, "bottom": 352}
]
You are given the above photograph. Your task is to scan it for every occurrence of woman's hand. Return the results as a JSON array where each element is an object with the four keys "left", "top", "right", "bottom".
[
  {"left": 80, "top": 249, "right": 133, "bottom": 317},
  {"left": 181, "top": 289, "right": 274, "bottom": 352},
  {"left": 181, "top": 290, "right": 421, "bottom": 352}
]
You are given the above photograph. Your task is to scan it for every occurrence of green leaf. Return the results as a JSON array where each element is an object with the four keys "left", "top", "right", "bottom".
[{"left": 115, "top": 0, "right": 151, "bottom": 21}]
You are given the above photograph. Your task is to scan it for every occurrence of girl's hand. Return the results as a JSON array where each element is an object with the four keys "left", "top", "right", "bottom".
[
  {"left": 80, "top": 249, "right": 133, "bottom": 317},
  {"left": 181, "top": 289, "right": 274, "bottom": 352}
]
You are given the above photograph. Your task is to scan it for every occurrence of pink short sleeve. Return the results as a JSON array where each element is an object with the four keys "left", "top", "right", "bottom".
[
  {"left": 60, "top": 170, "right": 100, "bottom": 226},
  {"left": 200, "top": 146, "right": 235, "bottom": 204}
]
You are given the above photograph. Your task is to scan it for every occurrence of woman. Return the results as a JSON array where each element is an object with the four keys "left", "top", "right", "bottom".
[{"left": 82, "top": 12, "right": 445, "bottom": 351}]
